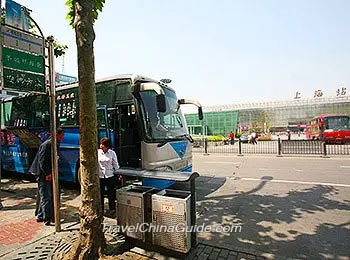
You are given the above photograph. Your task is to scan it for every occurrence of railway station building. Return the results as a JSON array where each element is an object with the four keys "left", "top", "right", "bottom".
[{"left": 185, "top": 96, "right": 350, "bottom": 136}]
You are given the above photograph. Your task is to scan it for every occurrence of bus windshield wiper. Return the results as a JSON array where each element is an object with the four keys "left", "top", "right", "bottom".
[
  {"left": 174, "top": 134, "right": 193, "bottom": 143},
  {"left": 157, "top": 138, "right": 175, "bottom": 147},
  {"left": 157, "top": 134, "right": 193, "bottom": 147}
]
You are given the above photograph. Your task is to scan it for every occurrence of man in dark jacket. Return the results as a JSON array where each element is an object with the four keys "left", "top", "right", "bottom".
[{"left": 30, "top": 128, "right": 64, "bottom": 226}]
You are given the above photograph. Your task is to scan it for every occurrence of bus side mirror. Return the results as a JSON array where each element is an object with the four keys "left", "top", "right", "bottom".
[
  {"left": 198, "top": 107, "right": 203, "bottom": 120},
  {"left": 156, "top": 94, "right": 166, "bottom": 113}
]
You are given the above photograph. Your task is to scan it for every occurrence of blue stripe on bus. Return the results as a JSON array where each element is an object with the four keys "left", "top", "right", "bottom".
[
  {"left": 181, "top": 164, "right": 192, "bottom": 172},
  {"left": 170, "top": 141, "right": 188, "bottom": 159}
]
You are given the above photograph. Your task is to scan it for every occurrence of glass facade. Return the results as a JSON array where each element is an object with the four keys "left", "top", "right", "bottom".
[
  {"left": 185, "top": 96, "right": 350, "bottom": 135},
  {"left": 185, "top": 111, "right": 238, "bottom": 136}
]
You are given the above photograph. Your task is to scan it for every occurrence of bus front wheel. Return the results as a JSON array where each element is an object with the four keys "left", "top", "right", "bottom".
[
  {"left": 75, "top": 160, "right": 81, "bottom": 185},
  {"left": 77, "top": 167, "right": 82, "bottom": 184}
]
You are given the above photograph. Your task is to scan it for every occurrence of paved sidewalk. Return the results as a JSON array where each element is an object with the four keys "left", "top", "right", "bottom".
[
  {"left": 0, "top": 177, "right": 266, "bottom": 260},
  {"left": 0, "top": 177, "right": 80, "bottom": 258}
]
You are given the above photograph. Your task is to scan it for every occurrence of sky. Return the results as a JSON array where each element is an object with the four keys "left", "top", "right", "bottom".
[{"left": 9, "top": 0, "right": 350, "bottom": 107}]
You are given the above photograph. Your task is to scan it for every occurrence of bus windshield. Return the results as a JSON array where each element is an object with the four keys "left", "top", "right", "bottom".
[
  {"left": 139, "top": 87, "right": 189, "bottom": 141},
  {"left": 324, "top": 116, "right": 350, "bottom": 130}
]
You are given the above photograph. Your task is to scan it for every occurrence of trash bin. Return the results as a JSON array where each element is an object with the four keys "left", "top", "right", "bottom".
[
  {"left": 151, "top": 189, "right": 192, "bottom": 253},
  {"left": 116, "top": 185, "right": 154, "bottom": 241}
]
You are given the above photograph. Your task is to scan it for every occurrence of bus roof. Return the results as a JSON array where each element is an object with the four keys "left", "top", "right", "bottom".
[
  {"left": 311, "top": 114, "right": 349, "bottom": 120},
  {"left": 2, "top": 73, "right": 176, "bottom": 103},
  {"left": 311, "top": 114, "right": 349, "bottom": 119},
  {"left": 56, "top": 73, "right": 159, "bottom": 91}
]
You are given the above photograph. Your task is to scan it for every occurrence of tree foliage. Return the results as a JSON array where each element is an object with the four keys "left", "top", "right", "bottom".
[
  {"left": 65, "top": 0, "right": 105, "bottom": 27},
  {"left": 50, "top": 39, "right": 69, "bottom": 58},
  {"left": 252, "top": 111, "right": 270, "bottom": 133}
]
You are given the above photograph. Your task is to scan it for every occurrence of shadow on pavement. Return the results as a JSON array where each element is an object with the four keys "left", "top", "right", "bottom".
[
  {"left": 1, "top": 176, "right": 81, "bottom": 212},
  {"left": 196, "top": 175, "right": 227, "bottom": 201},
  {"left": 196, "top": 176, "right": 350, "bottom": 259}
]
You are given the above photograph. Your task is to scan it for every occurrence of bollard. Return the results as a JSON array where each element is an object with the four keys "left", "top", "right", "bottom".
[
  {"left": 204, "top": 139, "right": 209, "bottom": 155},
  {"left": 277, "top": 138, "right": 282, "bottom": 157},
  {"left": 322, "top": 141, "right": 329, "bottom": 158},
  {"left": 238, "top": 138, "right": 243, "bottom": 156}
]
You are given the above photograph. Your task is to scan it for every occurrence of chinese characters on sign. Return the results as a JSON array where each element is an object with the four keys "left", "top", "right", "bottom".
[
  {"left": 57, "top": 91, "right": 78, "bottom": 125},
  {"left": 294, "top": 91, "right": 301, "bottom": 99},
  {"left": 314, "top": 90, "right": 323, "bottom": 98},
  {"left": 1, "top": 25, "right": 43, "bottom": 55},
  {"left": 336, "top": 87, "right": 347, "bottom": 97},
  {"left": 3, "top": 68, "right": 45, "bottom": 92},
  {"left": 1, "top": 1, "right": 45, "bottom": 93},
  {"left": 1, "top": 48, "right": 45, "bottom": 92},
  {"left": 2, "top": 47, "right": 44, "bottom": 74},
  {"left": 293, "top": 88, "right": 349, "bottom": 99},
  {"left": 55, "top": 73, "right": 78, "bottom": 85},
  {"left": 160, "top": 203, "right": 175, "bottom": 214}
]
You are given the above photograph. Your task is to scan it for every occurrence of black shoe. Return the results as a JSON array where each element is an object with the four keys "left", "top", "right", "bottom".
[
  {"left": 109, "top": 210, "right": 116, "bottom": 218},
  {"left": 44, "top": 218, "right": 55, "bottom": 226},
  {"left": 36, "top": 217, "right": 44, "bottom": 223}
]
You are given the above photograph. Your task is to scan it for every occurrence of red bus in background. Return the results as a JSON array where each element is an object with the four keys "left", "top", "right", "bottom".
[{"left": 305, "top": 114, "right": 350, "bottom": 144}]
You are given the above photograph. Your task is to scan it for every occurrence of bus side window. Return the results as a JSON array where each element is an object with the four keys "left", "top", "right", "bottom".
[
  {"left": 13, "top": 113, "right": 27, "bottom": 127},
  {"left": 97, "top": 109, "right": 107, "bottom": 128},
  {"left": 107, "top": 110, "right": 115, "bottom": 131}
]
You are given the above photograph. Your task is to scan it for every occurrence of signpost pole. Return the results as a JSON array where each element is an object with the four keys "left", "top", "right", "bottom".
[{"left": 47, "top": 36, "right": 60, "bottom": 232}]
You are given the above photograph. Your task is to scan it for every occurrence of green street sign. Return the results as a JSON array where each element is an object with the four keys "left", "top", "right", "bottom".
[
  {"left": 3, "top": 68, "right": 45, "bottom": 92},
  {"left": 2, "top": 47, "right": 44, "bottom": 74}
]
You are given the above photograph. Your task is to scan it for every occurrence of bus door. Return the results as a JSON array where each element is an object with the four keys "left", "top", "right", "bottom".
[
  {"left": 97, "top": 105, "right": 111, "bottom": 142},
  {"left": 114, "top": 104, "right": 141, "bottom": 168}
]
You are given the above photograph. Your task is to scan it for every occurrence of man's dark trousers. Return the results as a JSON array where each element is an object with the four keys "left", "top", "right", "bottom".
[{"left": 36, "top": 175, "right": 53, "bottom": 222}]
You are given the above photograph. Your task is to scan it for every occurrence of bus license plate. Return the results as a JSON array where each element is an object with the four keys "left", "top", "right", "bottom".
[{"left": 161, "top": 204, "right": 175, "bottom": 214}]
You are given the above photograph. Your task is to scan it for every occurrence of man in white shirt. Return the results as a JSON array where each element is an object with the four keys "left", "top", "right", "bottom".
[{"left": 98, "top": 137, "right": 120, "bottom": 217}]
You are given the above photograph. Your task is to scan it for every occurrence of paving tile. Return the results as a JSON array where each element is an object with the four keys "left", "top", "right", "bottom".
[
  {"left": 227, "top": 254, "right": 238, "bottom": 260},
  {"left": 213, "top": 248, "right": 221, "bottom": 253},
  {"left": 204, "top": 246, "right": 213, "bottom": 254},
  {"left": 196, "top": 244, "right": 206, "bottom": 254},
  {"left": 198, "top": 252, "right": 209, "bottom": 260},
  {"left": 219, "top": 249, "right": 229, "bottom": 258},
  {"left": 208, "top": 251, "right": 219, "bottom": 260},
  {"left": 229, "top": 251, "right": 238, "bottom": 256}
]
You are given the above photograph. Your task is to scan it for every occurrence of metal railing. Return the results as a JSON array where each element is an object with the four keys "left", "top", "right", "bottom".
[
  {"left": 193, "top": 139, "right": 350, "bottom": 156},
  {"left": 281, "top": 140, "right": 323, "bottom": 155}
]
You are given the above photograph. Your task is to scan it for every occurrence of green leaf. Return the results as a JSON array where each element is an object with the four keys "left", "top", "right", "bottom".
[
  {"left": 66, "top": 0, "right": 105, "bottom": 26},
  {"left": 65, "top": 0, "right": 75, "bottom": 28},
  {"left": 95, "top": 0, "right": 105, "bottom": 12},
  {"left": 93, "top": 0, "right": 105, "bottom": 23},
  {"left": 46, "top": 37, "right": 68, "bottom": 58}
]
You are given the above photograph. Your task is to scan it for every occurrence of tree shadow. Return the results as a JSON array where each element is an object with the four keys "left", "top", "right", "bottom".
[
  {"left": 196, "top": 175, "right": 227, "bottom": 200},
  {"left": 1, "top": 177, "right": 81, "bottom": 212},
  {"left": 196, "top": 176, "right": 350, "bottom": 259}
]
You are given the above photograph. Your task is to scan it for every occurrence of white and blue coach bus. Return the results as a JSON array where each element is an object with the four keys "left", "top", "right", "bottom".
[{"left": 1, "top": 74, "right": 203, "bottom": 189}]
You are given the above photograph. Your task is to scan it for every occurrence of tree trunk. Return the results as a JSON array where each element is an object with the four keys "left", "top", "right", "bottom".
[{"left": 63, "top": 1, "right": 104, "bottom": 259}]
